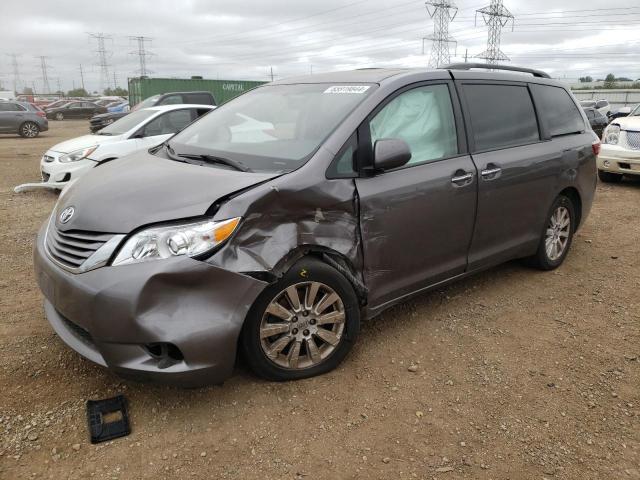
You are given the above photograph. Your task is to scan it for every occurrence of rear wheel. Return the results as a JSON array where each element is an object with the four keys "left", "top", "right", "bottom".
[
  {"left": 241, "top": 257, "right": 360, "bottom": 381},
  {"left": 55, "top": 112, "right": 64, "bottom": 121},
  {"left": 19, "top": 121, "right": 40, "bottom": 138},
  {"left": 527, "top": 195, "right": 575, "bottom": 270},
  {"left": 598, "top": 170, "right": 623, "bottom": 183}
]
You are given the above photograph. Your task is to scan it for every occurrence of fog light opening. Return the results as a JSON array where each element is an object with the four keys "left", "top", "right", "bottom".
[
  {"left": 603, "top": 160, "right": 611, "bottom": 168},
  {"left": 144, "top": 342, "right": 184, "bottom": 369}
]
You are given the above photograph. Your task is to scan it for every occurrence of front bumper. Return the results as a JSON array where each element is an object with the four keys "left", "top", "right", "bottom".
[
  {"left": 34, "top": 222, "right": 267, "bottom": 387},
  {"left": 598, "top": 145, "right": 640, "bottom": 175}
]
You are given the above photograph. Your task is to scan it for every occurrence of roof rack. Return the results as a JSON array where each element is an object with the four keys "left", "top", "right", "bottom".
[{"left": 441, "top": 63, "right": 551, "bottom": 79}]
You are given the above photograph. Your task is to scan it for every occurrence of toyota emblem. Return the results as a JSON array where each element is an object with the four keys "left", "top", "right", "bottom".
[{"left": 59, "top": 206, "right": 75, "bottom": 224}]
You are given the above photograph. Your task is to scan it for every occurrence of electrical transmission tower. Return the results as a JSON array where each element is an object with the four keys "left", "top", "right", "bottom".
[
  {"left": 37, "top": 56, "right": 51, "bottom": 93},
  {"left": 475, "top": 0, "right": 514, "bottom": 63},
  {"left": 89, "top": 33, "right": 112, "bottom": 92},
  {"left": 424, "top": 1, "right": 458, "bottom": 68},
  {"left": 129, "top": 36, "right": 154, "bottom": 76},
  {"left": 6, "top": 54, "right": 21, "bottom": 93}
]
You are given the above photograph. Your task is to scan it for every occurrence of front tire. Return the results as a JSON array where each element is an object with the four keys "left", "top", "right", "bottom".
[
  {"left": 19, "top": 121, "right": 40, "bottom": 138},
  {"left": 598, "top": 170, "right": 623, "bottom": 183},
  {"left": 527, "top": 195, "right": 576, "bottom": 270},
  {"left": 55, "top": 112, "right": 64, "bottom": 121},
  {"left": 241, "top": 257, "right": 360, "bottom": 381}
]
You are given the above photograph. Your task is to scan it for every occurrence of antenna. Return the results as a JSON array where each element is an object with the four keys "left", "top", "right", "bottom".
[
  {"left": 88, "top": 33, "right": 113, "bottom": 92},
  {"left": 475, "top": 0, "right": 514, "bottom": 64},
  {"left": 129, "top": 36, "right": 154, "bottom": 76},
  {"left": 424, "top": 1, "right": 458, "bottom": 68}
]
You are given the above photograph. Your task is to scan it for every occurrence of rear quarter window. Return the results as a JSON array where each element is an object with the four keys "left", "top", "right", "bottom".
[
  {"left": 462, "top": 84, "right": 539, "bottom": 152},
  {"left": 186, "top": 93, "right": 215, "bottom": 105},
  {"left": 531, "top": 84, "right": 585, "bottom": 137}
]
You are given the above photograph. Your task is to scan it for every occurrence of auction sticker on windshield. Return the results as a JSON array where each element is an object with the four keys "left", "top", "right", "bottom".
[{"left": 324, "top": 86, "right": 371, "bottom": 94}]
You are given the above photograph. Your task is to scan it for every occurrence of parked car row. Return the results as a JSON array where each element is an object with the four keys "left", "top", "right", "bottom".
[{"left": 598, "top": 104, "right": 640, "bottom": 182}]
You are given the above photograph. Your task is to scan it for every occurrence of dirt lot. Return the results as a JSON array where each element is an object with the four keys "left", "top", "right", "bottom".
[{"left": 0, "top": 121, "right": 638, "bottom": 480}]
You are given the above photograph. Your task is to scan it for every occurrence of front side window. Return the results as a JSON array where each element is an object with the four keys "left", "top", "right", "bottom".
[
  {"left": 158, "top": 95, "right": 183, "bottom": 105},
  {"left": 463, "top": 84, "right": 539, "bottom": 151},
  {"left": 369, "top": 84, "right": 457, "bottom": 166},
  {"left": 531, "top": 84, "right": 585, "bottom": 137},
  {"left": 168, "top": 83, "right": 375, "bottom": 173},
  {"left": 143, "top": 109, "right": 195, "bottom": 136},
  {"left": 97, "top": 109, "right": 157, "bottom": 135}
]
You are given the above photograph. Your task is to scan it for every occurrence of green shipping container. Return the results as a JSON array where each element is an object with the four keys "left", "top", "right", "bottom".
[{"left": 127, "top": 77, "right": 266, "bottom": 107}]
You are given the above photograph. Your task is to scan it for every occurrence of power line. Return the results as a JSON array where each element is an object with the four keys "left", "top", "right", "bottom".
[
  {"left": 36, "top": 56, "right": 51, "bottom": 94},
  {"left": 6, "top": 54, "right": 21, "bottom": 93},
  {"left": 89, "top": 32, "right": 112, "bottom": 92},
  {"left": 424, "top": 1, "right": 458, "bottom": 68},
  {"left": 129, "top": 36, "right": 154, "bottom": 76},
  {"left": 475, "top": 0, "right": 514, "bottom": 63}
]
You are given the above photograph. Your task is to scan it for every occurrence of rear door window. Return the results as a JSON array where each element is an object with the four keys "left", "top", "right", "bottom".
[
  {"left": 531, "top": 84, "right": 585, "bottom": 137},
  {"left": 158, "top": 95, "right": 183, "bottom": 105},
  {"left": 186, "top": 93, "right": 215, "bottom": 105},
  {"left": 462, "top": 84, "right": 539, "bottom": 151}
]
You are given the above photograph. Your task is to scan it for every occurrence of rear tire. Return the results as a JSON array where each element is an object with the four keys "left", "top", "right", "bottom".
[
  {"left": 598, "top": 170, "right": 622, "bottom": 183},
  {"left": 55, "top": 112, "right": 64, "bottom": 121},
  {"left": 526, "top": 195, "right": 575, "bottom": 271},
  {"left": 241, "top": 257, "right": 360, "bottom": 381},
  {"left": 19, "top": 121, "right": 40, "bottom": 138}
]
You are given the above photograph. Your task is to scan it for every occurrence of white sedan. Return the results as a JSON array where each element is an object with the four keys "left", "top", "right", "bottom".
[{"left": 15, "top": 104, "right": 214, "bottom": 192}]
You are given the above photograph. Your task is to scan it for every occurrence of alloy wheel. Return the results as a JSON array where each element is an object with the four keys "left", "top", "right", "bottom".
[
  {"left": 21, "top": 123, "right": 38, "bottom": 138},
  {"left": 545, "top": 206, "right": 571, "bottom": 261},
  {"left": 259, "top": 281, "right": 346, "bottom": 370}
]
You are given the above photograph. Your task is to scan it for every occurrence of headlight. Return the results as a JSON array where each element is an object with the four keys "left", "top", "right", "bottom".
[
  {"left": 111, "top": 217, "right": 241, "bottom": 266},
  {"left": 59, "top": 146, "right": 98, "bottom": 163},
  {"left": 603, "top": 125, "right": 620, "bottom": 145}
]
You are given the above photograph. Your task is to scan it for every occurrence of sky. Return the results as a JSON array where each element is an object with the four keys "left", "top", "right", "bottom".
[{"left": 1, "top": 0, "right": 639, "bottom": 94}]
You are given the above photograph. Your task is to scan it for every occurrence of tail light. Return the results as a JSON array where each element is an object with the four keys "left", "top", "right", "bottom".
[
  {"left": 591, "top": 131, "right": 601, "bottom": 156},
  {"left": 36, "top": 111, "right": 46, "bottom": 118}
]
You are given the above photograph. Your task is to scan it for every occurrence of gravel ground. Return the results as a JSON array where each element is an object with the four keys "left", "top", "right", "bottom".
[{"left": 0, "top": 121, "right": 639, "bottom": 480}]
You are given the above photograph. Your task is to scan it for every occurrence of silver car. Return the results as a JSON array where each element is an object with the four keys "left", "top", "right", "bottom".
[{"left": 0, "top": 101, "right": 49, "bottom": 138}]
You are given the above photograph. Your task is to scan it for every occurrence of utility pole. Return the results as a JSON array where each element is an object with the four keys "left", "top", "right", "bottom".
[
  {"left": 464, "top": 48, "right": 468, "bottom": 62},
  {"left": 79, "top": 64, "right": 86, "bottom": 91},
  {"left": 129, "top": 36, "right": 154, "bottom": 76},
  {"left": 37, "top": 56, "right": 51, "bottom": 94},
  {"left": 269, "top": 66, "right": 274, "bottom": 82},
  {"left": 424, "top": 1, "right": 458, "bottom": 68},
  {"left": 475, "top": 0, "right": 514, "bottom": 64},
  {"left": 7, "top": 54, "right": 21, "bottom": 94},
  {"left": 113, "top": 71, "right": 117, "bottom": 90},
  {"left": 88, "top": 33, "right": 112, "bottom": 93}
]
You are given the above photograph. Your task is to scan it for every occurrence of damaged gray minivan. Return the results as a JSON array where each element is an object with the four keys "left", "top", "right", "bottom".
[{"left": 34, "top": 64, "right": 598, "bottom": 387}]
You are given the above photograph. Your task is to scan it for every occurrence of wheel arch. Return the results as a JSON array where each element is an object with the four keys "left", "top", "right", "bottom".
[{"left": 558, "top": 186, "right": 582, "bottom": 229}]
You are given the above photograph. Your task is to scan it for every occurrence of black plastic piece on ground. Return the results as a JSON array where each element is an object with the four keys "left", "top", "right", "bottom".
[{"left": 86, "top": 395, "right": 131, "bottom": 444}]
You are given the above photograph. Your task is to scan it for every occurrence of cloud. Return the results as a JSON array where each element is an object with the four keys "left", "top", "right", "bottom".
[{"left": 1, "top": 0, "right": 639, "bottom": 93}]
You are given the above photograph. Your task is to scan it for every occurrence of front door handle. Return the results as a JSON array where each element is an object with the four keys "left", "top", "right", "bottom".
[
  {"left": 451, "top": 171, "right": 474, "bottom": 185},
  {"left": 481, "top": 166, "right": 502, "bottom": 179}
]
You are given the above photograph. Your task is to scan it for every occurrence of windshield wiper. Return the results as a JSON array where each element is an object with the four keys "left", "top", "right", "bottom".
[{"left": 177, "top": 153, "right": 252, "bottom": 172}]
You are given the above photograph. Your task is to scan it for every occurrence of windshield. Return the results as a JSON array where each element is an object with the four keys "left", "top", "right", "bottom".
[
  {"left": 133, "top": 94, "right": 160, "bottom": 111},
  {"left": 97, "top": 109, "right": 156, "bottom": 135},
  {"left": 167, "top": 83, "right": 375, "bottom": 173},
  {"left": 580, "top": 101, "right": 596, "bottom": 108},
  {"left": 630, "top": 104, "right": 640, "bottom": 116}
]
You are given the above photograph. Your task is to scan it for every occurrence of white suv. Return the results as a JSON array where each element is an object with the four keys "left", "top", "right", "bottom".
[{"left": 598, "top": 104, "right": 640, "bottom": 182}]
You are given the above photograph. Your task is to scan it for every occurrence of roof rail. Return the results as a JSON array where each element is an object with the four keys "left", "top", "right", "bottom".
[{"left": 441, "top": 63, "right": 551, "bottom": 79}]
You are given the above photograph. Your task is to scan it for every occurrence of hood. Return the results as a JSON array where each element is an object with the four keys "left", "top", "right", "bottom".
[
  {"left": 614, "top": 115, "right": 640, "bottom": 131},
  {"left": 92, "top": 111, "right": 126, "bottom": 120},
  {"left": 49, "top": 134, "right": 126, "bottom": 154},
  {"left": 54, "top": 151, "right": 278, "bottom": 233}
]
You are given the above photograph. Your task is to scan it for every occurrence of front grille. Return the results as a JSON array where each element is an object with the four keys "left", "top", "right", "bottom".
[
  {"left": 626, "top": 131, "right": 640, "bottom": 150},
  {"left": 60, "top": 314, "right": 94, "bottom": 347},
  {"left": 46, "top": 224, "right": 114, "bottom": 269},
  {"left": 43, "top": 155, "right": 55, "bottom": 163}
]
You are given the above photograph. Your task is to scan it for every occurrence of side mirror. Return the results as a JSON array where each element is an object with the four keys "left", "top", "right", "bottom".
[{"left": 373, "top": 138, "right": 411, "bottom": 171}]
